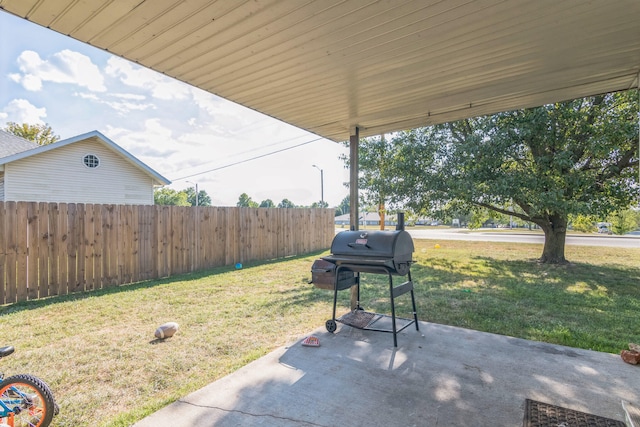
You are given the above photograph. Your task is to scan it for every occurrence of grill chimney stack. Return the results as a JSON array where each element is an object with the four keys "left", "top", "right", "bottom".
[{"left": 396, "top": 212, "right": 405, "bottom": 231}]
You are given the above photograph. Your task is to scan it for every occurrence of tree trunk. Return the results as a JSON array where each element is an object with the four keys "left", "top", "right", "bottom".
[{"left": 538, "top": 215, "right": 568, "bottom": 264}]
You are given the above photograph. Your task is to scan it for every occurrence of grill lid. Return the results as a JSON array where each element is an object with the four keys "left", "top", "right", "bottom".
[{"left": 329, "top": 230, "right": 414, "bottom": 261}]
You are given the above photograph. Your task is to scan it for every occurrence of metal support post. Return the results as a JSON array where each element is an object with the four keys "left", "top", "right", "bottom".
[{"left": 349, "top": 127, "right": 359, "bottom": 310}]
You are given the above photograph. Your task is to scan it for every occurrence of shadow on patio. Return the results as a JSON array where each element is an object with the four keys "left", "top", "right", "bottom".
[{"left": 134, "top": 320, "right": 639, "bottom": 426}]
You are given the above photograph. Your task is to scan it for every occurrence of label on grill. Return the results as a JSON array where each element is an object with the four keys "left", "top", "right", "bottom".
[{"left": 355, "top": 238, "right": 368, "bottom": 245}]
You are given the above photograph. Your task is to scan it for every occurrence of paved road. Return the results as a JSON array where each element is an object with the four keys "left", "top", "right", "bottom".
[{"left": 405, "top": 228, "right": 640, "bottom": 248}]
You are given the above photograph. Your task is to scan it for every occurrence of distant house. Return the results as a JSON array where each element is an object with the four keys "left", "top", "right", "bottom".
[
  {"left": 334, "top": 212, "right": 398, "bottom": 227},
  {"left": 334, "top": 213, "right": 351, "bottom": 226},
  {"left": 0, "top": 130, "right": 170, "bottom": 205}
]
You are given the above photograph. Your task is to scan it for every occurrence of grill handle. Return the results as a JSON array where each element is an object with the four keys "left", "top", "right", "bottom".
[{"left": 348, "top": 242, "right": 371, "bottom": 248}]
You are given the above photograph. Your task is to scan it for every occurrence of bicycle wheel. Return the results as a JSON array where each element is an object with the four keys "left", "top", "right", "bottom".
[{"left": 0, "top": 374, "right": 56, "bottom": 427}]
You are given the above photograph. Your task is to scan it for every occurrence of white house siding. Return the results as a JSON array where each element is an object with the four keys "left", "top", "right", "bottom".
[
  {"left": 4, "top": 138, "right": 156, "bottom": 204},
  {"left": 0, "top": 172, "right": 4, "bottom": 200}
]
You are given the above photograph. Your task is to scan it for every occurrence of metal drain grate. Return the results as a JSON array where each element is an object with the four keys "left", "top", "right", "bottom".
[
  {"left": 337, "top": 310, "right": 377, "bottom": 329},
  {"left": 523, "top": 399, "right": 626, "bottom": 427}
]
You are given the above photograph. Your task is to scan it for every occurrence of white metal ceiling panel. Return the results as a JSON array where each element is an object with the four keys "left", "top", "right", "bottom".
[{"left": 1, "top": 0, "right": 639, "bottom": 142}]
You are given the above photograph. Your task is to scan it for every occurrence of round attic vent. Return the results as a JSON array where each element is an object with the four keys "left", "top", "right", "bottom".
[{"left": 83, "top": 154, "right": 100, "bottom": 168}]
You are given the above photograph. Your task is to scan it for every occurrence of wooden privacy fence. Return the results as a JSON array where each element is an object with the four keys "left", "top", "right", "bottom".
[{"left": 0, "top": 202, "right": 335, "bottom": 304}]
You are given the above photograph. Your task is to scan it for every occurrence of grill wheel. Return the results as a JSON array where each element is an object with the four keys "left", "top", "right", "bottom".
[{"left": 325, "top": 319, "right": 337, "bottom": 333}]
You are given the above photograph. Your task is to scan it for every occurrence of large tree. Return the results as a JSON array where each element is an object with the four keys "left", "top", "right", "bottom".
[
  {"left": 155, "top": 187, "right": 211, "bottom": 206},
  {"left": 237, "top": 193, "right": 258, "bottom": 208},
  {"left": 184, "top": 187, "right": 212, "bottom": 206},
  {"left": 154, "top": 188, "right": 189, "bottom": 206},
  {"left": 607, "top": 208, "right": 639, "bottom": 235},
  {"left": 3, "top": 122, "right": 60, "bottom": 145},
  {"left": 278, "top": 198, "right": 296, "bottom": 208},
  {"left": 335, "top": 196, "right": 350, "bottom": 216},
  {"left": 377, "top": 91, "right": 638, "bottom": 264},
  {"left": 342, "top": 135, "right": 398, "bottom": 228}
]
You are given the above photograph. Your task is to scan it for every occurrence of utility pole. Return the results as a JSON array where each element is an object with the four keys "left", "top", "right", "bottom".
[
  {"left": 186, "top": 181, "right": 199, "bottom": 206},
  {"left": 312, "top": 164, "right": 324, "bottom": 206}
]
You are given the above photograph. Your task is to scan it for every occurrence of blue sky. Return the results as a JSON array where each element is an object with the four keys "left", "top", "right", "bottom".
[{"left": 0, "top": 11, "right": 349, "bottom": 207}]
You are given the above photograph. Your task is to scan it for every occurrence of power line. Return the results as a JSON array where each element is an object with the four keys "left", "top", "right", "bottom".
[
  {"left": 173, "top": 137, "right": 324, "bottom": 181},
  {"left": 188, "top": 132, "right": 317, "bottom": 170}
]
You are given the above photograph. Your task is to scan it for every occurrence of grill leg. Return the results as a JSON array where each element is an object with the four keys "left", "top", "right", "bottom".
[
  {"left": 356, "top": 272, "right": 361, "bottom": 310},
  {"left": 388, "top": 270, "right": 398, "bottom": 347},
  {"left": 331, "top": 268, "right": 340, "bottom": 322},
  {"left": 409, "top": 270, "right": 419, "bottom": 331}
]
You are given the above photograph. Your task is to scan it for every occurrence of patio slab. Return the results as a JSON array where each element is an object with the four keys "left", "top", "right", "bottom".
[{"left": 133, "top": 321, "right": 639, "bottom": 426}]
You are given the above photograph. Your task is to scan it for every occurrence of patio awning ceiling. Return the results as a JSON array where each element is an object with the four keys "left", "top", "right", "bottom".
[{"left": 1, "top": 0, "right": 639, "bottom": 142}]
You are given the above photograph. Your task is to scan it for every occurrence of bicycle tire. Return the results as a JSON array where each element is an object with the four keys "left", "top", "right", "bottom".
[{"left": 0, "top": 374, "right": 56, "bottom": 427}]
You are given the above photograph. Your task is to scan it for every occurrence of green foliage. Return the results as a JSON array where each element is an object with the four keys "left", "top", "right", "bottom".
[
  {"left": 278, "top": 199, "right": 295, "bottom": 208},
  {"left": 335, "top": 196, "right": 350, "bottom": 216},
  {"left": 373, "top": 91, "right": 639, "bottom": 262},
  {"left": 467, "top": 210, "right": 488, "bottom": 230},
  {"left": 154, "top": 187, "right": 211, "bottom": 206},
  {"left": 607, "top": 209, "right": 638, "bottom": 235},
  {"left": 184, "top": 187, "right": 212, "bottom": 206},
  {"left": 237, "top": 193, "right": 258, "bottom": 207},
  {"left": 196, "top": 191, "right": 211, "bottom": 206},
  {"left": 570, "top": 214, "right": 597, "bottom": 233},
  {"left": 348, "top": 134, "right": 399, "bottom": 208},
  {"left": 259, "top": 199, "right": 275, "bottom": 208},
  {"left": 154, "top": 188, "right": 189, "bottom": 206},
  {"left": 3, "top": 122, "right": 60, "bottom": 145}
]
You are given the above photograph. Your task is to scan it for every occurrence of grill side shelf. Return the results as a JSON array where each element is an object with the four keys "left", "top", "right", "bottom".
[{"left": 392, "top": 280, "right": 414, "bottom": 298}]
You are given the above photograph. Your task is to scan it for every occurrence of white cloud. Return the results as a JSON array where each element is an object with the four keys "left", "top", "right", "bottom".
[
  {"left": 188, "top": 86, "right": 273, "bottom": 139},
  {"left": 75, "top": 92, "right": 100, "bottom": 101},
  {"left": 105, "top": 57, "right": 190, "bottom": 100},
  {"left": 1, "top": 98, "right": 47, "bottom": 124},
  {"left": 111, "top": 93, "right": 147, "bottom": 101},
  {"left": 73, "top": 91, "right": 155, "bottom": 114},
  {"left": 13, "top": 49, "right": 106, "bottom": 92},
  {"left": 9, "top": 72, "right": 42, "bottom": 91},
  {"left": 106, "top": 100, "right": 155, "bottom": 114},
  {"left": 190, "top": 88, "right": 224, "bottom": 117},
  {"left": 104, "top": 119, "right": 180, "bottom": 166}
]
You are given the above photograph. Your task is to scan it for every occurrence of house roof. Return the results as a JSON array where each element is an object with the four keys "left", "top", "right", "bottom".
[
  {"left": 0, "top": 129, "right": 39, "bottom": 158},
  {"left": 335, "top": 212, "right": 384, "bottom": 222},
  {"left": 1, "top": 1, "right": 639, "bottom": 142},
  {"left": 0, "top": 130, "right": 171, "bottom": 185}
]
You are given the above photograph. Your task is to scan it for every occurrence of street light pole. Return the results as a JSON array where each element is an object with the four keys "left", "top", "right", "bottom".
[
  {"left": 312, "top": 164, "right": 324, "bottom": 206},
  {"left": 186, "top": 181, "right": 199, "bottom": 206}
]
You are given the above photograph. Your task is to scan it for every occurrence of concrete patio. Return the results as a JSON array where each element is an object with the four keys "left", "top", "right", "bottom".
[{"left": 134, "top": 320, "right": 639, "bottom": 426}]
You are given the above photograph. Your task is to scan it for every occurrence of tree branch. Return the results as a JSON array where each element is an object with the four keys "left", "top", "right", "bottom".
[
  {"left": 474, "top": 202, "right": 532, "bottom": 223},
  {"left": 597, "top": 148, "right": 637, "bottom": 181}
]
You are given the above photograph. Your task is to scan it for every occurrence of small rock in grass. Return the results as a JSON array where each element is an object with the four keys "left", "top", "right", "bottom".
[{"left": 155, "top": 322, "right": 179, "bottom": 339}]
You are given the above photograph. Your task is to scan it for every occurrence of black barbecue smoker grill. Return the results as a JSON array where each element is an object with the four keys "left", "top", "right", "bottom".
[{"left": 311, "top": 214, "right": 419, "bottom": 346}]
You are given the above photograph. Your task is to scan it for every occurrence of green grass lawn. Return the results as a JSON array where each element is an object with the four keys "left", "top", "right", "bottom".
[{"left": 0, "top": 239, "right": 638, "bottom": 426}]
